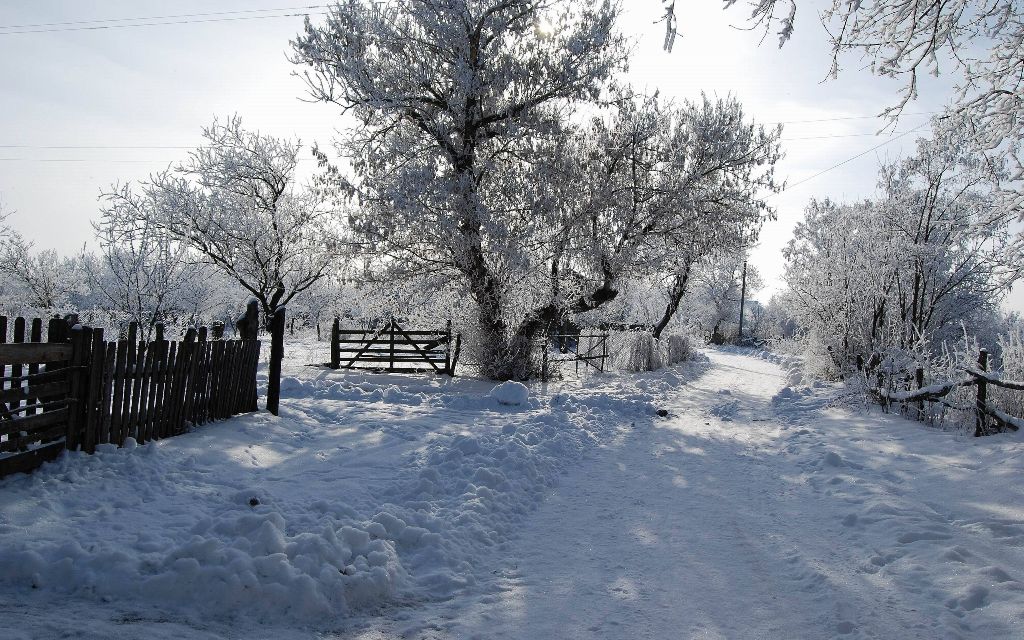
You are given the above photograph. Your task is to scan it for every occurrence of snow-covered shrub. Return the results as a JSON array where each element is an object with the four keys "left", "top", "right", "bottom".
[
  {"left": 610, "top": 331, "right": 692, "bottom": 372},
  {"left": 993, "top": 327, "right": 1024, "bottom": 420},
  {"left": 611, "top": 331, "right": 659, "bottom": 372},
  {"left": 661, "top": 333, "right": 691, "bottom": 366}
]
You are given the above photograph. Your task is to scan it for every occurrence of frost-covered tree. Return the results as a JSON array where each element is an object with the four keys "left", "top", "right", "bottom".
[
  {"left": 681, "top": 251, "right": 763, "bottom": 343},
  {"left": 294, "top": 2, "right": 780, "bottom": 378},
  {"left": 783, "top": 119, "right": 1023, "bottom": 363},
  {"left": 292, "top": 0, "right": 628, "bottom": 378},
  {"left": 0, "top": 233, "right": 83, "bottom": 313},
  {"left": 101, "top": 116, "right": 345, "bottom": 327},
  {"left": 559, "top": 94, "right": 779, "bottom": 339},
  {"left": 706, "top": 0, "right": 1024, "bottom": 181},
  {"left": 83, "top": 216, "right": 216, "bottom": 339}
]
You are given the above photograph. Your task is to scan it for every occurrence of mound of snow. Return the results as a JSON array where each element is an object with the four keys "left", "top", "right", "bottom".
[{"left": 490, "top": 381, "right": 529, "bottom": 405}]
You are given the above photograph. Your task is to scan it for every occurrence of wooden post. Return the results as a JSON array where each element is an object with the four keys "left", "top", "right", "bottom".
[
  {"left": 65, "top": 326, "right": 89, "bottom": 451},
  {"left": 211, "top": 322, "right": 224, "bottom": 340},
  {"left": 737, "top": 260, "right": 747, "bottom": 344},
  {"left": 267, "top": 306, "right": 285, "bottom": 416},
  {"left": 330, "top": 317, "right": 340, "bottom": 369},
  {"left": 975, "top": 349, "right": 989, "bottom": 437},
  {"left": 155, "top": 322, "right": 164, "bottom": 342},
  {"left": 389, "top": 317, "right": 396, "bottom": 372},
  {"left": 110, "top": 340, "right": 128, "bottom": 445},
  {"left": 83, "top": 328, "right": 105, "bottom": 454},
  {"left": 0, "top": 317, "right": 6, "bottom": 392},
  {"left": 25, "top": 318, "right": 42, "bottom": 416},
  {"left": 601, "top": 334, "right": 608, "bottom": 372},
  {"left": 451, "top": 333, "right": 462, "bottom": 377},
  {"left": 12, "top": 317, "right": 25, "bottom": 412},
  {"left": 915, "top": 367, "right": 925, "bottom": 422},
  {"left": 444, "top": 320, "right": 453, "bottom": 375},
  {"left": 542, "top": 336, "right": 549, "bottom": 383},
  {"left": 179, "top": 328, "right": 199, "bottom": 435}
]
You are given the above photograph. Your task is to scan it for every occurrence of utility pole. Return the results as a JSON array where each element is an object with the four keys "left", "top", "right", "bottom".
[{"left": 737, "top": 260, "right": 747, "bottom": 344}]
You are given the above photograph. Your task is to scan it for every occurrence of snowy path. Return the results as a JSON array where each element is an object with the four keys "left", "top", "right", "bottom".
[
  {"left": 3, "top": 349, "right": 1023, "bottom": 639},
  {"left": 378, "top": 350, "right": 1024, "bottom": 639}
]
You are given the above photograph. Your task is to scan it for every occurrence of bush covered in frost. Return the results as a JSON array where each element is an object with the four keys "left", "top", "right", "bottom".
[{"left": 610, "top": 331, "right": 693, "bottom": 372}]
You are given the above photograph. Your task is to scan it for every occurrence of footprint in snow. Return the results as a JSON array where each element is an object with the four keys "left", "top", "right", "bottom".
[
  {"left": 897, "top": 528, "right": 953, "bottom": 544},
  {"left": 945, "top": 585, "right": 990, "bottom": 612}
]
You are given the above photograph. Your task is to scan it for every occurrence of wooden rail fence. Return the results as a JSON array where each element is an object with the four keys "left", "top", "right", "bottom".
[
  {"left": 329, "top": 317, "right": 461, "bottom": 375},
  {"left": 1, "top": 317, "right": 260, "bottom": 479},
  {"left": 867, "top": 348, "right": 1024, "bottom": 437}
]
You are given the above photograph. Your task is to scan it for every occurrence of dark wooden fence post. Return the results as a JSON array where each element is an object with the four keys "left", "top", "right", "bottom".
[
  {"left": 451, "top": 333, "right": 462, "bottom": 377},
  {"left": 444, "top": 320, "right": 452, "bottom": 375},
  {"left": 12, "top": 318, "right": 25, "bottom": 413},
  {"left": 66, "top": 325, "right": 90, "bottom": 451},
  {"left": 330, "top": 317, "right": 340, "bottom": 369},
  {"left": 541, "top": 336, "right": 549, "bottom": 382},
  {"left": 211, "top": 322, "right": 224, "bottom": 340},
  {"left": 601, "top": 334, "right": 608, "bottom": 372},
  {"left": 267, "top": 306, "right": 285, "bottom": 416},
  {"left": 83, "top": 328, "right": 105, "bottom": 454},
  {"left": 915, "top": 367, "right": 925, "bottom": 422},
  {"left": 975, "top": 349, "right": 989, "bottom": 437},
  {"left": 389, "top": 317, "right": 396, "bottom": 371}
]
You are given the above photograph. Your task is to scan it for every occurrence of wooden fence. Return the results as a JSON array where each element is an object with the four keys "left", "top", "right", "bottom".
[
  {"left": 329, "top": 317, "right": 461, "bottom": 375},
  {"left": 0, "top": 317, "right": 79, "bottom": 477},
  {"left": 1, "top": 317, "right": 260, "bottom": 479},
  {"left": 867, "top": 348, "right": 1024, "bottom": 437}
]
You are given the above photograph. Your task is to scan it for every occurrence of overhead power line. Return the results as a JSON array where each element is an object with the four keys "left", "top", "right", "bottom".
[
  {"left": 777, "top": 122, "right": 929, "bottom": 194},
  {"left": 0, "top": 157, "right": 318, "bottom": 163},
  {"left": 0, "top": 9, "right": 328, "bottom": 36},
  {"left": 764, "top": 112, "right": 937, "bottom": 126},
  {"left": 0, "top": 145, "right": 193, "bottom": 150},
  {"left": 0, "top": 5, "right": 328, "bottom": 30}
]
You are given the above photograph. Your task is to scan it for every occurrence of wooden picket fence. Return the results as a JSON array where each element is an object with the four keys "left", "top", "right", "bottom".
[
  {"left": 0, "top": 317, "right": 260, "bottom": 479},
  {"left": 329, "top": 317, "right": 461, "bottom": 375},
  {"left": 867, "top": 348, "right": 1024, "bottom": 437}
]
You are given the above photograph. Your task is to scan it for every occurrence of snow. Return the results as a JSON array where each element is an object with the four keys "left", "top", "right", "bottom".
[
  {"left": 490, "top": 380, "right": 529, "bottom": 405},
  {"left": 2, "top": 346, "right": 1023, "bottom": 639}
]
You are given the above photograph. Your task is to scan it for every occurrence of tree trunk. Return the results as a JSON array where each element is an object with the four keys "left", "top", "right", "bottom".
[{"left": 652, "top": 261, "right": 693, "bottom": 339}]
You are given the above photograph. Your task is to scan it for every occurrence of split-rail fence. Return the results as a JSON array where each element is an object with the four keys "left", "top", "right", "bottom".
[{"left": 866, "top": 349, "right": 1024, "bottom": 437}]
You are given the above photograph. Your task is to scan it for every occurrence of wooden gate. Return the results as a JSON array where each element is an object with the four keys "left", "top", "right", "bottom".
[
  {"left": 540, "top": 332, "right": 609, "bottom": 381},
  {"left": 1, "top": 317, "right": 261, "bottom": 479},
  {"left": 329, "top": 317, "right": 461, "bottom": 375}
]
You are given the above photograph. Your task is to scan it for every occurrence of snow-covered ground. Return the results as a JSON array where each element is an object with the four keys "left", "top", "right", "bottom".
[{"left": 1, "top": 347, "right": 1023, "bottom": 639}]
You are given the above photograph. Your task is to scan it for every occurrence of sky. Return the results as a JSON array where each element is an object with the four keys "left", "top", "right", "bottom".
[{"left": 1, "top": 0, "right": 1021, "bottom": 314}]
